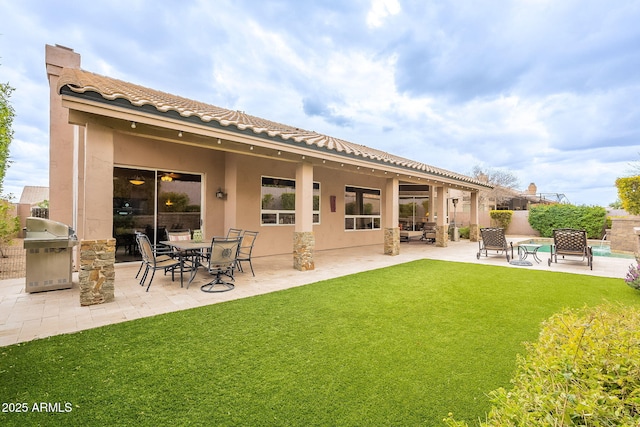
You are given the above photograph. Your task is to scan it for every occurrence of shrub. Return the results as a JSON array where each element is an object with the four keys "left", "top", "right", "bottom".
[
  {"left": 616, "top": 176, "right": 640, "bottom": 215},
  {"left": 458, "top": 226, "right": 470, "bottom": 239},
  {"left": 489, "top": 210, "right": 512, "bottom": 230},
  {"left": 444, "top": 304, "right": 640, "bottom": 427},
  {"left": 528, "top": 204, "right": 606, "bottom": 238},
  {"left": 0, "top": 199, "right": 19, "bottom": 256},
  {"left": 625, "top": 255, "right": 640, "bottom": 291}
]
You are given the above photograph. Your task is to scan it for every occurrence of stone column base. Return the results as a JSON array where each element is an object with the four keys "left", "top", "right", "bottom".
[
  {"left": 384, "top": 227, "right": 400, "bottom": 255},
  {"left": 293, "top": 231, "right": 315, "bottom": 271},
  {"left": 79, "top": 239, "right": 115, "bottom": 306},
  {"left": 469, "top": 224, "right": 480, "bottom": 242},
  {"left": 436, "top": 225, "right": 449, "bottom": 247}
]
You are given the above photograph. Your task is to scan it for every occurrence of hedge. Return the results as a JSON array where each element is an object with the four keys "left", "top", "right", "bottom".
[
  {"left": 489, "top": 210, "right": 513, "bottom": 230},
  {"left": 528, "top": 204, "right": 606, "bottom": 239},
  {"left": 444, "top": 304, "right": 640, "bottom": 426}
]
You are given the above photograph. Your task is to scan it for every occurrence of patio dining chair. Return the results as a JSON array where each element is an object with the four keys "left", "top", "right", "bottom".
[
  {"left": 226, "top": 228, "right": 243, "bottom": 239},
  {"left": 136, "top": 233, "right": 181, "bottom": 292},
  {"left": 134, "top": 231, "right": 173, "bottom": 279},
  {"left": 201, "top": 237, "right": 241, "bottom": 293},
  {"left": 166, "top": 229, "right": 191, "bottom": 241},
  {"left": 477, "top": 227, "right": 513, "bottom": 262},
  {"left": 548, "top": 228, "right": 593, "bottom": 270},
  {"left": 236, "top": 230, "right": 258, "bottom": 276}
]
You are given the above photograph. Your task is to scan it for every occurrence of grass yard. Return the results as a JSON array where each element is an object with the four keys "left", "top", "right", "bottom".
[{"left": 1, "top": 259, "right": 639, "bottom": 426}]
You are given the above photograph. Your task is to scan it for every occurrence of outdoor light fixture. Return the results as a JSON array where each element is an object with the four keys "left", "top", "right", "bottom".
[
  {"left": 217, "top": 138, "right": 222, "bottom": 144},
  {"left": 216, "top": 188, "right": 227, "bottom": 200},
  {"left": 178, "top": 131, "right": 183, "bottom": 137},
  {"left": 129, "top": 176, "right": 145, "bottom": 185},
  {"left": 131, "top": 121, "right": 136, "bottom": 129}
]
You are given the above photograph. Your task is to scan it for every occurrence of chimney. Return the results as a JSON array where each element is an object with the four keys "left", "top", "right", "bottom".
[{"left": 45, "top": 44, "right": 81, "bottom": 226}]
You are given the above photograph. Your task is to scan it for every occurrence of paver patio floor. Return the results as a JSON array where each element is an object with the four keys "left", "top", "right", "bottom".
[{"left": 0, "top": 237, "right": 631, "bottom": 347}]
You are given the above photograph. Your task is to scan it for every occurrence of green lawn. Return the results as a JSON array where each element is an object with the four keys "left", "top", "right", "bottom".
[{"left": 1, "top": 260, "right": 639, "bottom": 426}]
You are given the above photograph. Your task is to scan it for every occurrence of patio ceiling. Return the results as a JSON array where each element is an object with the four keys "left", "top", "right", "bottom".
[{"left": 57, "top": 68, "right": 492, "bottom": 191}]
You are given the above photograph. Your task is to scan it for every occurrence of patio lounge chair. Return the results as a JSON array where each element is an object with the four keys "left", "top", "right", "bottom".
[
  {"left": 421, "top": 222, "right": 437, "bottom": 243},
  {"left": 201, "top": 237, "right": 242, "bottom": 293},
  {"left": 548, "top": 228, "right": 593, "bottom": 270},
  {"left": 477, "top": 227, "right": 513, "bottom": 262}
]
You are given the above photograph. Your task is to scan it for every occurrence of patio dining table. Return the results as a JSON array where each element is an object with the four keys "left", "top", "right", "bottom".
[{"left": 160, "top": 239, "right": 212, "bottom": 288}]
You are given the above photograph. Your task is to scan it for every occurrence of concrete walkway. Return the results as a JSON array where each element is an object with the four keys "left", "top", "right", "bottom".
[{"left": 0, "top": 237, "right": 633, "bottom": 347}]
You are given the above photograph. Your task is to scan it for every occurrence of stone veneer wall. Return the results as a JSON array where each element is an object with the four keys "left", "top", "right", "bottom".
[
  {"left": 435, "top": 225, "right": 449, "bottom": 247},
  {"left": 79, "top": 239, "right": 115, "bottom": 306},
  {"left": 610, "top": 217, "right": 640, "bottom": 253},
  {"left": 469, "top": 224, "right": 479, "bottom": 242},
  {"left": 293, "top": 231, "right": 315, "bottom": 271},
  {"left": 384, "top": 227, "right": 400, "bottom": 255}
]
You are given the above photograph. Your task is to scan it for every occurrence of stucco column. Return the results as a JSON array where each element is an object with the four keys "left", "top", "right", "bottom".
[
  {"left": 469, "top": 191, "right": 480, "bottom": 242},
  {"left": 384, "top": 177, "right": 400, "bottom": 255},
  {"left": 82, "top": 122, "right": 114, "bottom": 239},
  {"left": 293, "top": 161, "right": 314, "bottom": 270},
  {"left": 435, "top": 186, "right": 448, "bottom": 247},
  {"left": 79, "top": 121, "right": 116, "bottom": 305}
]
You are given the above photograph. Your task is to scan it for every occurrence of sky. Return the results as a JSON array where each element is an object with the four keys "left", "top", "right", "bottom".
[{"left": 1, "top": 0, "right": 639, "bottom": 206}]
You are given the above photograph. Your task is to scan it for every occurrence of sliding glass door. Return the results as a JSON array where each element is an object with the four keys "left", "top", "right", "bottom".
[{"left": 113, "top": 167, "right": 202, "bottom": 263}]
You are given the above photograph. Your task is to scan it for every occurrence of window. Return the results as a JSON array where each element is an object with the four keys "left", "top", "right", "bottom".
[
  {"left": 345, "top": 186, "right": 381, "bottom": 230},
  {"left": 261, "top": 176, "right": 320, "bottom": 225}
]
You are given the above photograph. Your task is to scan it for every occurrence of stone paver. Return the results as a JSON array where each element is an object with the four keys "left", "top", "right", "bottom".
[{"left": 0, "top": 237, "right": 632, "bottom": 347}]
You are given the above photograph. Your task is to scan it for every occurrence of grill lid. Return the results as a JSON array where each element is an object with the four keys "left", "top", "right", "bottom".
[{"left": 24, "top": 217, "right": 76, "bottom": 240}]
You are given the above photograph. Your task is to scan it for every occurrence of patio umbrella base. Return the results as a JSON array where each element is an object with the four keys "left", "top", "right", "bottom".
[
  {"left": 200, "top": 279, "right": 234, "bottom": 293},
  {"left": 509, "top": 259, "right": 533, "bottom": 266}
]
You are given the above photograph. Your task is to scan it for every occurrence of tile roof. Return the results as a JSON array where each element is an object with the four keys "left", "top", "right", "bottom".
[{"left": 58, "top": 68, "right": 490, "bottom": 188}]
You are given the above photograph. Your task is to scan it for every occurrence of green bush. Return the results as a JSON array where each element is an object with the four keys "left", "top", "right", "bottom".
[
  {"left": 489, "top": 210, "right": 513, "bottom": 230},
  {"left": 528, "top": 204, "right": 606, "bottom": 239},
  {"left": 616, "top": 176, "right": 640, "bottom": 215},
  {"left": 444, "top": 304, "right": 640, "bottom": 427},
  {"left": 458, "top": 226, "right": 470, "bottom": 239}
]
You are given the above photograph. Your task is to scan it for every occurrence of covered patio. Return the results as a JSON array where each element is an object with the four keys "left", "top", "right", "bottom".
[{"left": 0, "top": 238, "right": 631, "bottom": 347}]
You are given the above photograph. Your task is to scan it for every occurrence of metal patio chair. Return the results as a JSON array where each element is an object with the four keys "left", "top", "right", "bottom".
[
  {"left": 548, "top": 228, "right": 593, "bottom": 270},
  {"left": 477, "top": 227, "right": 513, "bottom": 262},
  {"left": 136, "top": 233, "right": 181, "bottom": 292},
  {"left": 236, "top": 230, "right": 258, "bottom": 276},
  {"left": 201, "top": 237, "right": 242, "bottom": 293}
]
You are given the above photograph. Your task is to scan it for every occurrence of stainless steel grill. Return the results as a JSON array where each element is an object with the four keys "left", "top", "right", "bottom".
[{"left": 23, "top": 217, "right": 78, "bottom": 293}]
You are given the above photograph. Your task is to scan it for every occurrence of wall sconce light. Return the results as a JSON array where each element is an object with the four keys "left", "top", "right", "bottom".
[
  {"left": 131, "top": 121, "right": 136, "bottom": 129},
  {"left": 178, "top": 131, "right": 183, "bottom": 137},
  {"left": 129, "top": 176, "right": 145, "bottom": 185},
  {"left": 216, "top": 188, "right": 227, "bottom": 200}
]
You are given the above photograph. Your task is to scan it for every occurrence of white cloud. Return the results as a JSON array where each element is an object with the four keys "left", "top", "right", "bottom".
[{"left": 366, "top": 0, "right": 401, "bottom": 28}]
